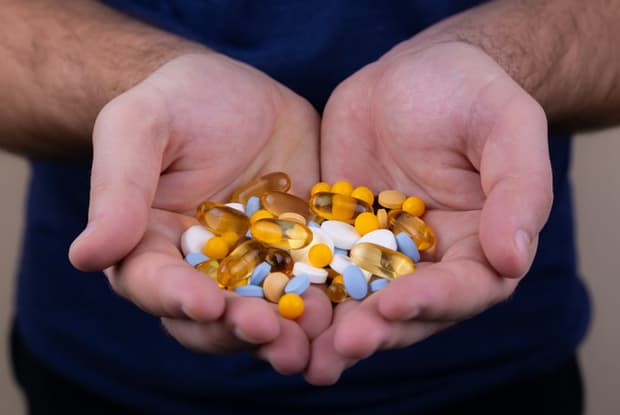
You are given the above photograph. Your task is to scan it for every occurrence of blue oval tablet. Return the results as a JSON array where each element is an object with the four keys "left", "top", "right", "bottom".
[
  {"left": 343, "top": 265, "right": 368, "bottom": 300},
  {"left": 396, "top": 232, "right": 420, "bottom": 263},
  {"left": 285, "top": 274, "right": 311, "bottom": 295},
  {"left": 245, "top": 196, "right": 261, "bottom": 217},
  {"left": 234, "top": 285, "right": 264, "bottom": 298},
  {"left": 307, "top": 220, "right": 321, "bottom": 229},
  {"left": 249, "top": 261, "right": 271, "bottom": 286},
  {"left": 370, "top": 278, "right": 390, "bottom": 292},
  {"left": 185, "top": 252, "right": 210, "bottom": 267}
]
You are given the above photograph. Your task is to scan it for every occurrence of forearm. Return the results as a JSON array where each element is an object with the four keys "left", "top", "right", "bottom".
[
  {"left": 411, "top": 0, "right": 620, "bottom": 130},
  {"left": 0, "top": 0, "right": 204, "bottom": 157}
]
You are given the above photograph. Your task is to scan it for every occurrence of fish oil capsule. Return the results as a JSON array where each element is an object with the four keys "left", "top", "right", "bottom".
[
  {"left": 261, "top": 191, "right": 314, "bottom": 221},
  {"left": 349, "top": 242, "right": 415, "bottom": 280},
  {"left": 195, "top": 259, "right": 219, "bottom": 281},
  {"left": 389, "top": 210, "right": 436, "bottom": 251},
  {"left": 378, "top": 190, "right": 407, "bottom": 210},
  {"left": 326, "top": 275, "right": 348, "bottom": 303},
  {"left": 309, "top": 192, "right": 373, "bottom": 223},
  {"left": 230, "top": 172, "right": 291, "bottom": 204},
  {"left": 217, "top": 240, "right": 266, "bottom": 288},
  {"left": 277, "top": 212, "right": 307, "bottom": 225},
  {"left": 264, "top": 247, "right": 294, "bottom": 276},
  {"left": 196, "top": 201, "right": 250, "bottom": 237},
  {"left": 250, "top": 218, "right": 312, "bottom": 250}
]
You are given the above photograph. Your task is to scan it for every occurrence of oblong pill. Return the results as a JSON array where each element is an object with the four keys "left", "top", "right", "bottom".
[
  {"left": 370, "top": 278, "right": 390, "bottom": 292},
  {"left": 321, "top": 220, "right": 360, "bottom": 250},
  {"left": 309, "top": 192, "right": 373, "bottom": 223},
  {"left": 395, "top": 232, "right": 421, "bottom": 263},
  {"left": 196, "top": 201, "right": 250, "bottom": 237},
  {"left": 180, "top": 225, "right": 214, "bottom": 255},
  {"left": 349, "top": 242, "right": 415, "bottom": 280},
  {"left": 185, "top": 252, "right": 210, "bottom": 267},
  {"left": 261, "top": 191, "right": 313, "bottom": 221},
  {"left": 343, "top": 265, "right": 368, "bottom": 300},
  {"left": 231, "top": 171, "right": 291, "bottom": 204},
  {"left": 249, "top": 261, "right": 271, "bottom": 285},
  {"left": 245, "top": 196, "right": 261, "bottom": 217},
  {"left": 285, "top": 274, "right": 311, "bottom": 295},
  {"left": 251, "top": 218, "right": 312, "bottom": 250},
  {"left": 356, "top": 229, "right": 397, "bottom": 251},
  {"left": 217, "top": 240, "right": 266, "bottom": 288},
  {"left": 293, "top": 262, "right": 328, "bottom": 284},
  {"left": 234, "top": 285, "right": 264, "bottom": 298},
  {"left": 389, "top": 210, "right": 436, "bottom": 251}
]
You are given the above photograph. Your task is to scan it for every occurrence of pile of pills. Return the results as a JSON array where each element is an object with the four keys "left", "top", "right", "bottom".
[{"left": 180, "top": 172, "right": 435, "bottom": 320}]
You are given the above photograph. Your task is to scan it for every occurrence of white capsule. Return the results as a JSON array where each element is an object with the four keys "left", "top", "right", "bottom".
[
  {"left": 293, "top": 261, "right": 328, "bottom": 284},
  {"left": 321, "top": 220, "right": 360, "bottom": 250},
  {"left": 180, "top": 225, "right": 214, "bottom": 256},
  {"left": 355, "top": 229, "right": 397, "bottom": 251}
]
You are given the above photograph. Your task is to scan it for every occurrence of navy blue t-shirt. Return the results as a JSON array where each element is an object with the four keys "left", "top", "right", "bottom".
[{"left": 15, "top": 1, "right": 590, "bottom": 414}]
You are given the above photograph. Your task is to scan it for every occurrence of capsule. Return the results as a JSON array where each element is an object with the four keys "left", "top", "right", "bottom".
[
  {"left": 264, "top": 247, "right": 294, "bottom": 276},
  {"left": 349, "top": 242, "right": 415, "bottom": 280},
  {"left": 388, "top": 210, "right": 436, "bottom": 251},
  {"left": 217, "top": 240, "right": 266, "bottom": 288},
  {"left": 250, "top": 218, "right": 312, "bottom": 250},
  {"left": 195, "top": 259, "right": 219, "bottom": 281},
  {"left": 230, "top": 171, "right": 291, "bottom": 204},
  {"left": 326, "top": 275, "right": 348, "bottom": 303},
  {"left": 261, "top": 191, "right": 313, "bottom": 221},
  {"left": 196, "top": 201, "right": 250, "bottom": 237},
  {"left": 309, "top": 192, "right": 373, "bottom": 223}
]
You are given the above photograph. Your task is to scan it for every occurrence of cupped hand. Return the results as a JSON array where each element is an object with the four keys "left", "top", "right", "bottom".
[
  {"left": 306, "top": 41, "right": 553, "bottom": 384},
  {"left": 68, "top": 52, "right": 331, "bottom": 374}
]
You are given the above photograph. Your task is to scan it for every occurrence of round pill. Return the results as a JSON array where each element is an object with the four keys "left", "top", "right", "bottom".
[
  {"left": 395, "top": 232, "right": 421, "bottom": 263},
  {"left": 377, "top": 209, "right": 389, "bottom": 229},
  {"left": 278, "top": 293, "right": 304, "bottom": 319},
  {"left": 343, "top": 265, "right": 368, "bottom": 300},
  {"left": 245, "top": 196, "right": 261, "bottom": 217},
  {"left": 321, "top": 220, "right": 360, "bottom": 249},
  {"left": 402, "top": 196, "right": 426, "bottom": 217},
  {"left": 351, "top": 186, "right": 375, "bottom": 206},
  {"left": 203, "top": 236, "right": 229, "bottom": 259},
  {"left": 331, "top": 180, "right": 353, "bottom": 196},
  {"left": 308, "top": 243, "right": 333, "bottom": 268},
  {"left": 356, "top": 229, "right": 397, "bottom": 251},
  {"left": 370, "top": 278, "right": 390, "bottom": 292},
  {"left": 234, "top": 284, "right": 264, "bottom": 298},
  {"left": 263, "top": 272, "right": 290, "bottom": 303},
  {"left": 180, "top": 225, "right": 214, "bottom": 255},
  {"left": 285, "top": 274, "right": 311, "bottom": 295},
  {"left": 226, "top": 202, "right": 246, "bottom": 213},
  {"left": 249, "top": 261, "right": 271, "bottom": 285},
  {"left": 378, "top": 190, "right": 407, "bottom": 210},
  {"left": 289, "top": 227, "right": 334, "bottom": 263},
  {"left": 311, "top": 182, "right": 330, "bottom": 195},
  {"left": 354, "top": 212, "right": 380, "bottom": 236},
  {"left": 293, "top": 261, "right": 328, "bottom": 284},
  {"left": 185, "top": 252, "right": 210, "bottom": 267}
]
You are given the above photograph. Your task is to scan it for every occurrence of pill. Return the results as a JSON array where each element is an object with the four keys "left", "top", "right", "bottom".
[
  {"left": 389, "top": 210, "right": 436, "bottom": 251},
  {"left": 308, "top": 243, "right": 333, "bottom": 268},
  {"left": 221, "top": 231, "right": 241, "bottom": 247},
  {"left": 351, "top": 186, "right": 375, "bottom": 206},
  {"left": 326, "top": 275, "right": 348, "bottom": 303},
  {"left": 203, "top": 236, "right": 230, "bottom": 259},
  {"left": 356, "top": 229, "right": 397, "bottom": 251},
  {"left": 289, "top": 227, "right": 334, "bottom": 264},
  {"left": 329, "top": 253, "right": 354, "bottom": 275},
  {"left": 395, "top": 232, "right": 420, "bottom": 263},
  {"left": 263, "top": 272, "right": 290, "bottom": 303},
  {"left": 231, "top": 171, "right": 291, "bottom": 204},
  {"left": 195, "top": 259, "right": 219, "bottom": 280},
  {"left": 196, "top": 201, "right": 250, "bottom": 237},
  {"left": 349, "top": 242, "right": 415, "bottom": 280},
  {"left": 333, "top": 247, "right": 348, "bottom": 256},
  {"left": 249, "top": 261, "right": 271, "bottom": 285},
  {"left": 343, "top": 265, "right": 368, "bottom": 300},
  {"left": 245, "top": 196, "right": 261, "bottom": 217},
  {"left": 354, "top": 212, "right": 380, "bottom": 236},
  {"left": 217, "top": 240, "right": 266, "bottom": 288},
  {"left": 261, "top": 191, "right": 314, "bottom": 221},
  {"left": 311, "top": 182, "right": 330, "bottom": 195},
  {"left": 321, "top": 220, "right": 360, "bottom": 249},
  {"left": 264, "top": 247, "right": 294, "bottom": 276},
  {"left": 250, "top": 209, "right": 274, "bottom": 224},
  {"left": 330, "top": 180, "right": 353, "bottom": 196},
  {"left": 307, "top": 220, "right": 321, "bottom": 229},
  {"left": 185, "top": 252, "right": 209, "bottom": 267},
  {"left": 378, "top": 190, "right": 407, "bottom": 210},
  {"left": 377, "top": 208, "right": 389, "bottom": 229},
  {"left": 285, "top": 274, "right": 311, "bottom": 295},
  {"left": 370, "top": 278, "right": 390, "bottom": 292},
  {"left": 309, "top": 192, "right": 373, "bottom": 223},
  {"left": 278, "top": 211, "right": 307, "bottom": 225},
  {"left": 234, "top": 284, "right": 264, "bottom": 298},
  {"left": 278, "top": 293, "right": 304, "bottom": 319},
  {"left": 402, "top": 196, "right": 426, "bottom": 217},
  {"left": 180, "top": 225, "right": 214, "bottom": 255},
  {"left": 293, "top": 261, "right": 328, "bottom": 284},
  {"left": 250, "top": 218, "right": 312, "bottom": 250},
  {"left": 226, "top": 202, "right": 245, "bottom": 213}
]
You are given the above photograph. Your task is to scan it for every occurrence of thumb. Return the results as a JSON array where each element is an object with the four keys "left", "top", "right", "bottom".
[
  {"left": 69, "top": 91, "right": 169, "bottom": 271},
  {"left": 478, "top": 91, "right": 553, "bottom": 279}
]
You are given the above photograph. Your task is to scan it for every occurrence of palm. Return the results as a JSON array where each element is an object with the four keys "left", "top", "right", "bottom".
[{"left": 307, "top": 42, "right": 553, "bottom": 384}]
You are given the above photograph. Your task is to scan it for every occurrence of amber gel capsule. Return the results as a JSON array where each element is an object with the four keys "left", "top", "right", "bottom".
[
  {"left": 309, "top": 192, "right": 373, "bottom": 223},
  {"left": 217, "top": 240, "right": 266, "bottom": 288},
  {"left": 349, "top": 242, "right": 415, "bottom": 280},
  {"left": 230, "top": 172, "right": 291, "bottom": 204},
  {"left": 388, "top": 210, "right": 436, "bottom": 251},
  {"left": 261, "top": 191, "right": 314, "bottom": 221},
  {"left": 251, "top": 218, "right": 313, "bottom": 250},
  {"left": 196, "top": 201, "right": 250, "bottom": 237},
  {"left": 264, "top": 247, "right": 294, "bottom": 276}
]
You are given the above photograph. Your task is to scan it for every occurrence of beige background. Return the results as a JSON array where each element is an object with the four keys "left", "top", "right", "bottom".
[{"left": 1, "top": 129, "right": 619, "bottom": 413}]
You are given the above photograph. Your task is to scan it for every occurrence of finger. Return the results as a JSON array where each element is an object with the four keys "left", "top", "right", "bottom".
[
  {"left": 295, "top": 286, "right": 333, "bottom": 340},
  {"left": 254, "top": 318, "right": 309, "bottom": 375},
  {"left": 69, "top": 88, "right": 169, "bottom": 271},
  {"left": 377, "top": 239, "right": 518, "bottom": 322},
  {"left": 161, "top": 317, "right": 248, "bottom": 354},
  {"left": 106, "top": 210, "right": 224, "bottom": 321},
  {"left": 475, "top": 87, "right": 553, "bottom": 278}
]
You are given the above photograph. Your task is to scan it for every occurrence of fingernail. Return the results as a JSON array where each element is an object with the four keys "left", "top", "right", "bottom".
[{"left": 515, "top": 229, "right": 530, "bottom": 259}]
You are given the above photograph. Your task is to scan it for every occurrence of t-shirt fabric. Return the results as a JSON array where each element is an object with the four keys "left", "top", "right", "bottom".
[{"left": 15, "top": 1, "right": 590, "bottom": 414}]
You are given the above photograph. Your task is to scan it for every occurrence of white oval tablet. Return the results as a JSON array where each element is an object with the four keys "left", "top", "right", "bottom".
[
  {"left": 293, "top": 262, "right": 328, "bottom": 284},
  {"left": 321, "top": 220, "right": 360, "bottom": 250},
  {"left": 180, "top": 225, "right": 214, "bottom": 256},
  {"left": 355, "top": 229, "right": 397, "bottom": 251}
]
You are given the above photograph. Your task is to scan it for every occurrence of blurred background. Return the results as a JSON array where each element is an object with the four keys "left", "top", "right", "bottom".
[{"left": 1, "top": 129, "right": 619, "bottom": 413}]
